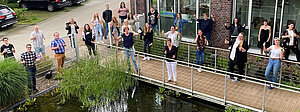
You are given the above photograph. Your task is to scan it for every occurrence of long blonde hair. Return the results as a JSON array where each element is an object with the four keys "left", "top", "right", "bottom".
[
  {"left": 144, "top": 23, "right": 151, "bottom": 33},
  {"left": 239, "top": 32, "right": 245, "bottom": 47},
  {"left": 93, "top": 12, "right": 100, "bottom": 21}
]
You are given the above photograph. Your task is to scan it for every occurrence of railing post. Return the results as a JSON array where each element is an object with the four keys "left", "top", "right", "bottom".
[
  {"left": 74, "top": 34, "right": 79, "bottom": 59},
  {"left": 137, "top": 53, "right": 140, "bottom": 76},
  {"left": 191, "top": 66, "right": 193, "bottom": 95},
  {"left": 224, "top": 75, "right": 227, "bottom": 105},
  {"left": 279, "top": 62, "right": 283, "bottom": 88},
  {"left": 262, "top": 83, "right": 267, "bottom": 112},
  {"left": 214, "top": 49, "right": 217, "bottom": 73},
  {"left": 188, "top": 45, "right": 190, "bottom": 66},
  {"left": 163, "top": 59, "right": 165, "bottom": 86},
  {"left": 244, "top": 63, "right": 248, "bottom": 80}
]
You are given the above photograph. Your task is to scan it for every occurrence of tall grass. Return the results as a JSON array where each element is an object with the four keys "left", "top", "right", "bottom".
[
  {"left": 58, "top": 54, "right": 135, "bottom": 107},
  {"left": 0, "top": 59, "right": 28, "bottom": 106}
]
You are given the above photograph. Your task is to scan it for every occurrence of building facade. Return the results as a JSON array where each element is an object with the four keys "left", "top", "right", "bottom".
[{"left": 131, "top": 0, "right": 300, "bottom": 49}]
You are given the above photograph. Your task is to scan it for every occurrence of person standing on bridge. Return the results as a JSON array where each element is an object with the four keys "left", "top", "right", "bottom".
[
  {"left": 142, "top": 22, "right": 153, "bottom": 61},
  {"left": 193, "top": 13, "right": 215, "bottom": 46},
  {"left": 30, "top": 26, "right": 45, "bottom": 56},
  {"left": 195, "top": 29, "right": 207, "bottom": 73},
  {"left": 171, "top": 7, "right": 192, "bottom": 33},
  {"left": 118, "top": 27, "right": 140, "bottom": 73},
  {"left": 164, "top": 38, "right": 177, "bottom": 85},
  {"left": 51, "top": 32, "right": 66, "bottom": 72},
  {"left": 148, "top": 7, "right": 160, "bottom": 33},
  {"left": 162, "top": 25, "right": 182, "bottom": 57},
  {"left": 264, "top": 38, "right": 284, "bottom": 89},
  {"left": 225, "top": 32, "right": 248, "bottom": 82},
  {"left": 111, "top": 16, "right": 121, "bottom": 47}
]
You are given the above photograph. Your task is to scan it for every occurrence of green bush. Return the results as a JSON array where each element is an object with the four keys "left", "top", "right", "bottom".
[
  {"left": 13, "top": 8, "right": 28, "bottom": 21},
  {"left": 58, "top": 55, "right": 135, "bottom": 107},
  {"left": 7, "top": 3, "right": 19, "bottom": 8},
  {"left": 0, "top": 59, "right": 28, "bottom": 106}
]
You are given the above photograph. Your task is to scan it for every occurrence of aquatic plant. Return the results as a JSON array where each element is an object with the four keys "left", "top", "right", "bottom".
[{"left": 58, "top": 55, "right": 135, "bottom": 107}]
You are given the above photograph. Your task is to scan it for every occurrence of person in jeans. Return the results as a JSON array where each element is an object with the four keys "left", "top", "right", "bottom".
[
  {"left": 263, "top": 38, "right": 284, "bottom": 89},
  {"left": 162, "top": 25, "right": 182, "bottom": 56},
  {"left": 91, "top": 12, "right": 104, "bottom": 43},
  {"left": 118, "top": 27, "right": 140, "bottom": 73},
  {"left": 1, "top": 37, "right": 15, "bottom": 59},
  {"left": 142, "top": 23, "right": 153, "bottom": 60},
  {"left": 51, "top": 32, "right": 66, "bottom": 72},
  {"left": 171, "top": 8, "right": 192, "bottom": 33},
  {"left": 194, "top": 29, "right": 207, "bottom": 72},
  {"left": 102, "top": 4, "right": 112, "bottom": 39},
  {"left": 148, "top": 7, "right": 160, "bottom": 32},
  {"left": 30, "top": 26, "right": 45, "bottom": 55},
  {"left": 193, "top": 13, "right": 215, "bottom": 45},
  {"left": 224, "top": 17, "right": 245, "bottom": 41},
  {"left": 281, "top": 22, "right": 300, "bottom": 65},
  {"left": 225, "top": 32, "right": 248, "bottom": 82},
  {"left": 21, "top": 44, "right": 40, "bottom": 93},
  {"left": 111, "top": 16, "right": 121, "bottom": 47},
  {"left": 164, "top": 38, "right": 177, "bottom": 85},
  {"left": 118, "top": 2, "right": 129, "bottom": 25},
  {"left": 82, "top": 24, "right": 96, "bottom": 56},
  {"left": 65, "top": 18, "right": 79, "bottom": 49}
]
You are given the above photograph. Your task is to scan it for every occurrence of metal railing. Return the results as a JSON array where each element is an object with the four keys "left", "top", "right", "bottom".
[{"left": 94, "top": 42, "right": 300, "bottom": 112}]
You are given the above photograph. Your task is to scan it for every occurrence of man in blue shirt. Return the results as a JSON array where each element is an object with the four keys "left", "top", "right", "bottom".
[
  {"left": 193, "top": 13, "right": 215, "bottom": 46},
  {"left": 51, "top": 32, "right": 66, "bottom": 72}
]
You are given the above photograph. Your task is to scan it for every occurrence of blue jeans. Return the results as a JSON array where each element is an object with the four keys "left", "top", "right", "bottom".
[
  {"left": 124, "top": 47, "right": 138, "bottom": 71},
  {"left": 265, "top": 59, "right": 281, "bottom": 83},
  {"left": 94, "top": 24, "right": 103, "bottom": 41},
  {"left": 34, "top": 45, "right": 45, "bottom": 55},
  {"left": 204, "top": 31, "right": 211, "bottom": 42},
  {"left": 27, "top": 66, "right": 37, "bottom": 90},
  {"left": 105, "top": 22, "right": 109, "bottom": 37},
  {"left": 150, "top": 24, "right": 158, "bottom": 32},
  {"left": 195, "top": 50, "right": 205, "bottom": 67}
]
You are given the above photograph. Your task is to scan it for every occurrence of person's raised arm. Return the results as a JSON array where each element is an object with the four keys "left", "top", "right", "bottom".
[
  {"left": 211, "top": 15, "right": 215, "bottom": 22},
  {"left": 193, "top": 14, "right": 198, "bottom": 21},
  {"left": 133, "top": 32, "right": 140, "bottom": 36}
]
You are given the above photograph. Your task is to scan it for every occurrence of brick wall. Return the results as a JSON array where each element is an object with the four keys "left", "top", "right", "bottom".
[
  {"left": 210, "top": 0, "right": 233, "bottom": 48},
  {"left": 130, "top": 0, "right": 147, "bottom": 15}
]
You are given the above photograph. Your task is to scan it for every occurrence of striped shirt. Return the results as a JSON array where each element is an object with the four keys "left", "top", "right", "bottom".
[
  {"left": 51, "top": 38, "right": 65, "bottom": 54},
  {"left": 21, "top": 51, "right": 37, "bottom": 68}
]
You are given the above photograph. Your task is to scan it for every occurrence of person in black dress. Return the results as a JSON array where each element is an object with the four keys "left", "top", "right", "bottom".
[{"left": 257, "top": 19, "right": 271, "bottom": 56}]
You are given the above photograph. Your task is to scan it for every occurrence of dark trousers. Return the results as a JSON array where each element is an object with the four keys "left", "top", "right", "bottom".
[
  {"left": 143, "top": 39, "right": 151, "bottom": 56},
  {"left": 228, "top": 59, "right": 245, "bottom": 79},
  {"left": 69, "top": 36, "right": 76, "bottom": 49},
  {"left": 27, "top": 66, "right": 37, "bottom": 90},
  {"left": 175, "top": 46, "right": 179, "bottom": 57},
  {"left": 87, "top": 44, "right": 96, "bottom": 56},
  {"left": 284, "top": 46, "right": 300, "bottom": 62}
]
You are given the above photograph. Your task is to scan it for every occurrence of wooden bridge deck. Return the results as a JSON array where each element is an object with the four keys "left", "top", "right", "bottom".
[{"left": 132, "top": 57, "right": 300, "bottom": 112}]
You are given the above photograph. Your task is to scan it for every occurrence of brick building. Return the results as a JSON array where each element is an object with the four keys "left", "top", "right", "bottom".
[{"left": 130, "top": 0, "right": 300, "bottom": 51}]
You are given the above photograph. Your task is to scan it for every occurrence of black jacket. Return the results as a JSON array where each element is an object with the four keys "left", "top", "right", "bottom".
[
  {"left": 225, "top": 24, "right": 244, "bottom": 36},
  {"left": 282, "top": 29, "right": 298, "bottom": 48},
  {"left": 103, "top": 10, "right": 112, "bottom": 23},
  {"left": 227, "top": 38, "right": 249, "bottom": 64},
  {"left": 65, "top": 21, "right": 79, "bottom": 34},
  {"left": 142, "top": 29, "right": 153, "bottom": 43}
]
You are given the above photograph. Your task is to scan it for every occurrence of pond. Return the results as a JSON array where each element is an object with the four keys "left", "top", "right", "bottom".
[{"left": 13, "top": 81, "right": 224, "bottom": 112}]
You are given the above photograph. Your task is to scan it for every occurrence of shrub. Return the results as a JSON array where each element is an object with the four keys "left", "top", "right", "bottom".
[
  {"left": 0, "top": 59, "right": 28, "bottom": 106},
  {"left": 58, "top": 55, "right": 135, "bottom": 107},
  {"left": 13, "top": 8, "right": 28, "bottom": 21},
  {"left": 7, "top": 3, "right": 19, "bottom": 9}
]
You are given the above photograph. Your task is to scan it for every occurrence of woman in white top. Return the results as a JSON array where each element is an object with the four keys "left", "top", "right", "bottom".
[
  {"left": 162, "top": 25, "right": 182, "bottom": 56},
  {"left": 91, "top": 12, "right": 104, "bottom": 43},
  {"left": 263, "top": 37, "right": 284, "bottom": 89},
  {"left": 121, "top": 19, "right": 133, "bottom": 34},
  {"left": 127, "top": 13, "right": 138, "bottom": 31}
]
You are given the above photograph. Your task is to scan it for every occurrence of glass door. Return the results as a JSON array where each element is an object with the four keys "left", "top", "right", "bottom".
[
  {"left": 179, "top": 0, "right": 196, "bottom": 39},
  {"left": 159, "top": 0, "right": 175, "bottom": 31}
]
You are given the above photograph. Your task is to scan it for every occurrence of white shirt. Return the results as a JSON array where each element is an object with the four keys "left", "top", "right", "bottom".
[
  {"left": 230, "top": 39, "right": 242, "bottom": 60},
  {"left": 70, "top": 24, "right": 76, "bottom": 34},
  {"left": 164, "top": 31, "right": 179, "bottom": 47},
  {"left": 288, "top": 30, "right": 294, "bottom": 46},
  {"left": 269, "top": 45, "right": 282, "bottom": 59}
]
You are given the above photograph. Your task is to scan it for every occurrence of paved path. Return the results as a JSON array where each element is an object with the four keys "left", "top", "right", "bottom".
[{"left": 1, "top": 0, "right": 130, "bottom": 60}]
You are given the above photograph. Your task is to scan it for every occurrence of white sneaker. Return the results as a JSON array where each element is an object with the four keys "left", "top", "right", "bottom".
[
  {"left": 143, "top": 57, "right": 148, "bottom": 60},
  {"left": 147, "top": 57, "right": 151, "bottom": 60},
  {"left": 197, "top": 68, "right": 202, "bottom": 72},
  {"left": 100, "top": 41, "right": 104, "bottom": 44}
]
